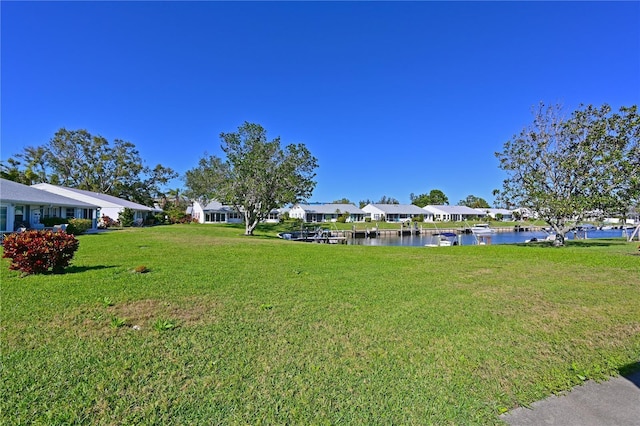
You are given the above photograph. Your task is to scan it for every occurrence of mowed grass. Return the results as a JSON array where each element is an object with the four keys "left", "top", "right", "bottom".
[{"left": 2, "top": 224, "right": 639, "bottom": 425}]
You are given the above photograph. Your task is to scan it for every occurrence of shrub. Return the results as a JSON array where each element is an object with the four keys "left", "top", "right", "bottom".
[
  {"left": 67, "top": 218, "right": 92, "bottom": 235},
  {"left": 40, "top": 217, "right": 68, "bottom": 227},
  {"left": 144, "top": 213, "right": 157, "bottom": 226},
  {"left": 118, "top": 208, "right": 135, "bottom": 227},
  {"left": 2, "top": 230, "right": 80, "bottom": 275},
  {"left": 153, "top": 213, "right": 168, "bottom": 225},
  {"left": 337, "top": 212, "right": 350, "bottom": 223}
]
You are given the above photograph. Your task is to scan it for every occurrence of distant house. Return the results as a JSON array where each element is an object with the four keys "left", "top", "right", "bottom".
[
  {"left": 189, "top": 201, "right": 285, "bottom": 224},
  {"left": 422, "top": 205, "right": 485, "bottom": 222},
  {"left": 32, "top": 183, "right": 157, "bottom": 224},
  {"left": 361, "top": 203, "right": 427, "bottom": 222},
  {"left": 289, "top": 203, "right": 365, "bottom": 223},
  {"left": 0, "top": 178, "right": 98, "bottom": 232},
  {"left": 474, "top": 208, "right": 514, "bottom": 221},
  {"left": 512, "top": 207, "right": 536, "bottom": 220},
  {"left": 189, "top": 201, "right": 243, "bottom": 224}
]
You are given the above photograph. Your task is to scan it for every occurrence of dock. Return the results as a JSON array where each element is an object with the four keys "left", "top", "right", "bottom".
[
  {"left": 282, "top": 224, "right": 547, "bottom": 243},
  {"left": 343, "top": 224, "right": 546, "bottom": 239}
]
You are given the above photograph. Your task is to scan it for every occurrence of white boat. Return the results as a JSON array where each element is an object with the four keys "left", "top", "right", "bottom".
[
  {"left": 425, "top": 232, "right": 458, "bottom": 247},
  {"left": 470, "top": 224, "right": 495, "bottom": 235}
]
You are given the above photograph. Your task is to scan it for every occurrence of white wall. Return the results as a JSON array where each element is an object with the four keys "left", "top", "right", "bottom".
[{"left": 289, "top": 205, "right": 305, "bottom": 220}]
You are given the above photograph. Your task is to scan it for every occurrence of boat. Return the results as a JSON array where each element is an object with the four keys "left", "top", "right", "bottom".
[
  {"left": 425, "top": 232, "right": 458, "bottom": 247},
  {"left": 278, "top": 227, "right": 322, "bottom": 242},
  {"left": 470, "top": 223, "right": 495, "bottom": 235},
  {"left": 278, "top": 227, "right": 346, "bottom": 244}
]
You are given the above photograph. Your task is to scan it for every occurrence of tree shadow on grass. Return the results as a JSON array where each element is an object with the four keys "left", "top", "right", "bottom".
[
  {"left": 64, "top": 265, "right": 116, "bottom": 274},
  {"left": 513, "top": 239, "right": 627, "bottom": 249}
]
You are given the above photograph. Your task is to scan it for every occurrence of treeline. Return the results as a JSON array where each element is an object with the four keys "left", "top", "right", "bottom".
[
  {"left": 1, "top": 128, "right": 177, "bottom": 207},
  {"left": 333, "top": 191, "right": 491, "bottom": 209}
]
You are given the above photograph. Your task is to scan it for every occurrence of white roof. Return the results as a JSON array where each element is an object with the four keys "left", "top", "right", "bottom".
[
  {"left": 423, "top": 205, "right": 483, "bottom": 215},
  {"left": 193, "top": 200, "right": 280, "bottom": 214},
  {"left": 363, "top": 203, "right": 427, "bottom": 214},
  {"left": 199, "top": 200, "right": 237, "bottom": 212},
  {"left": 294, "top": 203, "right": 365, "bottom": 214},
  {"left": 0, "top": 179, "right": 97, "bottom": 208},
  {"left": 32, "top": 183, "right": 155, "bottom": 211}
]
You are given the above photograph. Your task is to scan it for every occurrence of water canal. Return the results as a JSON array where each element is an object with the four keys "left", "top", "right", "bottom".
[{"left": 346, "top": 228, "right": 632, "bottom": 247}]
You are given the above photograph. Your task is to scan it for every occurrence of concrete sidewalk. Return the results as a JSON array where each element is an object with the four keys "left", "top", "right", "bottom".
[{"left": 501, "top": 370, "right": 640, "bottom": 426}]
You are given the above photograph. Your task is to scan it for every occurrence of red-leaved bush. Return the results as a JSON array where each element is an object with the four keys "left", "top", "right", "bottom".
[{"left": 2, "top": 230, "right": 80, "bottom": 275}]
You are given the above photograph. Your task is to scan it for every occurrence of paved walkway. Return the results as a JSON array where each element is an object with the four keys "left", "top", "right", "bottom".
[{"left": 501, "top": 370, "right": 640, "bottom": 425}]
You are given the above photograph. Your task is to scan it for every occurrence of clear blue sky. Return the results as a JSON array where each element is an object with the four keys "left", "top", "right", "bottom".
[{"left": 2, "top": 1, "right": 639, "bottom": 206}]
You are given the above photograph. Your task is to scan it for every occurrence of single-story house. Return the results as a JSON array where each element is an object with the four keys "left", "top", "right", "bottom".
[
  {"left": 422, "top": 205, "right": 486, "bottom": 222},
  {"left": 361, "top": 203, "right": 427, "bottom": 222},
  {"left": 474, "top": 208, "right": 514, "bottom": 221},
  {"left": 32, "top": 183, "right": 157, "bottom": 224},
  {"left": 512, "top": 207, "right": 536, "bottom": 220},
  {"left": 189, "top": 201, "right": 285, "bottom": 224},
  {"left": 189, "top": 201, "right": 244, "bottom": 224},
  {"left": 0, "top": 178, "right": 99, "bottom": 232},
  {"left": 289, "top": 203, "right": 365, "bottom": 223}
]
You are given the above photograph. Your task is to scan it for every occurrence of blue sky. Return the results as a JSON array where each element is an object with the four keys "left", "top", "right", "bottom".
[{"left": 2, "top": 1, "right": 639, "bottom": 206}]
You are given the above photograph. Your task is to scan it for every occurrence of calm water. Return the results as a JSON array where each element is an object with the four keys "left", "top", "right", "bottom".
[{"left": 346, "top": 228, "right": 631, "bottom": 247}]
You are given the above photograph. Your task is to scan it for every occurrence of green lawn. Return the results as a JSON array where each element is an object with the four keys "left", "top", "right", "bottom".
[{"left": 2, "top": 224, "right": 639, "bottom": 424}]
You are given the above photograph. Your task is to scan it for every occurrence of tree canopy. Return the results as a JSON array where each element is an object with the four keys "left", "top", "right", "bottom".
[
  {"left": 358, "top": 196, "right": 400, "bottom": 208},
  {"left": 332, "top": 198, "right": 353, "bottom": 204},
  {"left": 410, "top": 189, "right": 449, "bottom": 207},
  {"left": 184, "top": 122, "right": 318, "bottom": 236},
  {"left": 495, "top": 103, "right": 639, "bottom": 245},
  {"left": 1, "top": 128, "right": 177, "bottom": 206},
  {"left": 458, "top": 194, "right": 490, "bottom": 209}
]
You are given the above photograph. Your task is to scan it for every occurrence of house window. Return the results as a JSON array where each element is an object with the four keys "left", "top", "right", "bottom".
[
  {"left": 205, "top": 212, "right": 226, "bottom": 222},
  {"left": 14, "top": 205, "right": 24, "bottom": 225},
  {"left": 0, "top": 205, "right": 7, "bottom": 232},
  {"left": 44, "top": 207, "right": 60, "bottom": 218},
  {"left": 65, "top": 208, "right": 75, "bottom": 218}
]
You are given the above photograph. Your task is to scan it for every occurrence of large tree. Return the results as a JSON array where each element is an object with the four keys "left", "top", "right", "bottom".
[
  {"left": 377, "top": 195, "right": 400, "bottom": 204},
  {"left": 410, "top": 189, "right": 449, "bottom": 207},
  {"left": 2, "top": 128, "right": 177, "bottom": 205},
  {"left": 332, "top": 198, "right": 353, "bottom": 204},
  {"left": 184, "top": 122, "right": 318, "bottom": 236},
  {"left": 496, "top": 103, "right": 639, "bottom": 246},
  {"left": 458, "top": 194, "right": 490, "bottom": 209}
]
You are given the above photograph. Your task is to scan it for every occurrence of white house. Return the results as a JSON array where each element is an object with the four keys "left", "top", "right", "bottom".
[
  {"left": 474, "top": 208, "right": 514, "bottom": 221},
  {"left": 189, "top": 201, "right": 243, "bottom": 224},
  {"left": 32, "top": 183, "right": 156, "bottom": 224},
  {"left": 289, "top": 203, "right": 365, "bottom": 223},
  {"left": 361, "top": 203, "right": 427, "bottom": 222},
  {"left": 0, "top": 179, "right": 98, "bottom": 233},
  {"left": 189, "top": 201, "right": 285, "bottom": 224},
  {"left": 422, "top": 205, "right": 485, "bottom": 222}
]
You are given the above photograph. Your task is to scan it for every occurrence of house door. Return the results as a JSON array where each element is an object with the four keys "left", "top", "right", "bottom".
[
  {"left": 32, "top": 209, "right": 42, "bottom": 225},
  {"left": 14, "top": 205, "right": 25, "bottom": 228}
]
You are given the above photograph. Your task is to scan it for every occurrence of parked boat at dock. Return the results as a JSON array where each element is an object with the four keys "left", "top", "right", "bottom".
[
  {"left": 425, "top": 232, "right": 459, "bottom": 247},
  {"left": 470, "top": 224, "right": 495, "bottom": 235},
  {"left": 278, "top": 228, "right": 347, "bottom": 244}
]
